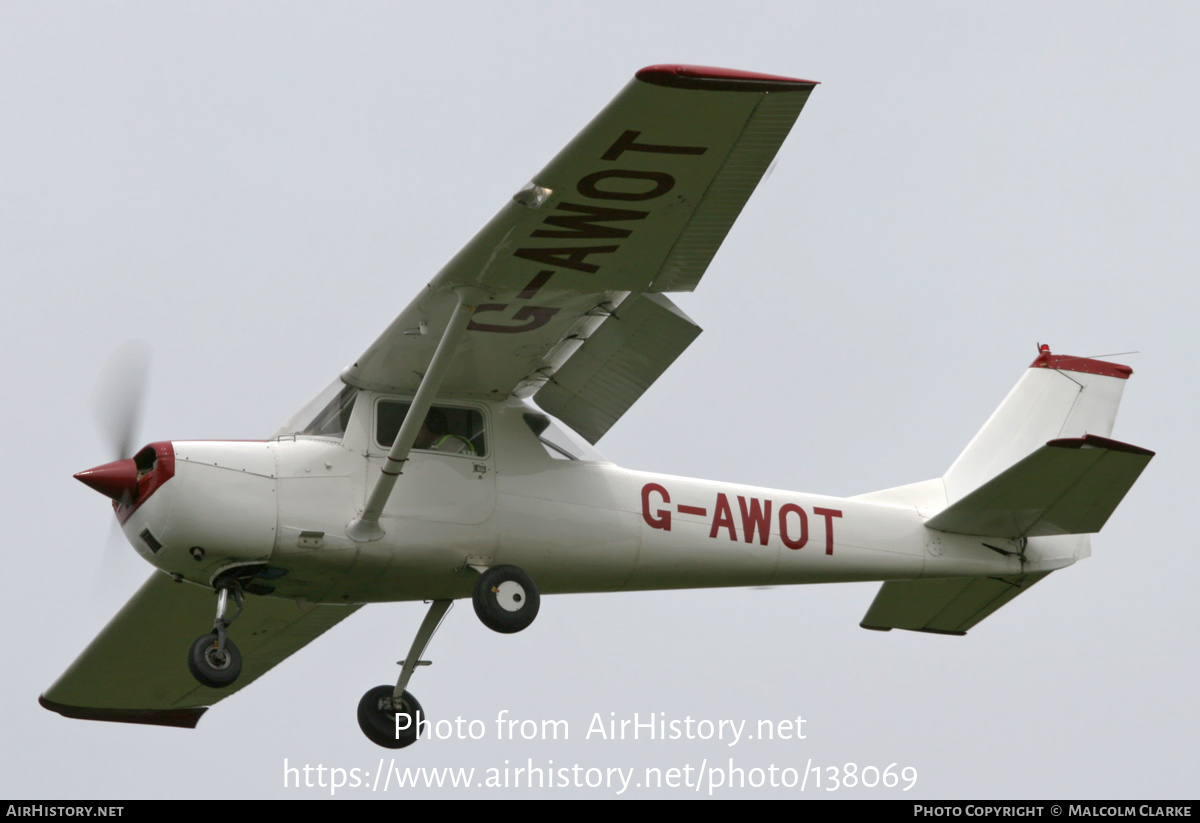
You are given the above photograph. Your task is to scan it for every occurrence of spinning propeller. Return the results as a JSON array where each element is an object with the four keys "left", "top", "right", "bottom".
[
  {"left": 75, "top": 341, "right": 154, "bottom": 600},
  {"left": 74, "top": 340, "right": 153, "bottom": 505}
]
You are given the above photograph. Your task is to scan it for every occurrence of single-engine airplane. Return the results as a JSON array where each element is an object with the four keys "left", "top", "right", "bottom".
[{"left": 43, "top": 65, "right": 1153, "bottom": 749}]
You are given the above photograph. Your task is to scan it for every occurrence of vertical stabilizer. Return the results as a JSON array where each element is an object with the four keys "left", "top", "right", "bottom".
[
  {"left": 858, "top": 348, "right": 1149, "bottom": 636},
  {"left": 941, "top": 349, "right": 1132, "bottom": 504}
]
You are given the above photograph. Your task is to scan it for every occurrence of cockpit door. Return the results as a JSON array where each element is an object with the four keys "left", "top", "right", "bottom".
[{"left": 365, "top": 398, "right": 495, "bottom": 525}]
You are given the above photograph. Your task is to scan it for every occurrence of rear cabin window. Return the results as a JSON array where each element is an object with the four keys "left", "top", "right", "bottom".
[
  {"left": 375, "top": 401, "right": 486, "bottom": 457},
  {"left": 522, "top": 412, "right": 605, "bottom": 462}
]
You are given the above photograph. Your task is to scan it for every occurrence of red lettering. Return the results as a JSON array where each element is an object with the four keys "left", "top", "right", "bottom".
[
  {"left": 813, "top": 507, "right": 843, "bottom": 555},
  {"left": 738, "top": 496, "right": 772, "bottom": 546},
  {"left": 709, "top": 493, "right": 737, "bottom": 541},
  {"left": 642, "top": 483, "right": 671, "bottom": 531},
  {"left": 778, "top": 504, "right": 808, "bottom": 550}
]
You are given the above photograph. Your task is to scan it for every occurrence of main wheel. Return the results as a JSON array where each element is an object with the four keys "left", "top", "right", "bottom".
[
  {"left": 187, "top": 632, "right": 242, "bottom": 688},
  {"left": 357, "top": 685, "right": 425, "bottom": 749},
  {"left": 472, "top": 564, "right": 539, "bottom": 634}
]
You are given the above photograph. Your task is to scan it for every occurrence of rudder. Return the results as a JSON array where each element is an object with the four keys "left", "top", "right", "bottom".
[{"left": 941, "top": 347, "right": 1133, "bottom": 504}]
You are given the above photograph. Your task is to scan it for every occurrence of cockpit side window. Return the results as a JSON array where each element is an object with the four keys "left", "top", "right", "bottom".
[{"left": 375, "top": 401, "right": 486, "bottom": 457}]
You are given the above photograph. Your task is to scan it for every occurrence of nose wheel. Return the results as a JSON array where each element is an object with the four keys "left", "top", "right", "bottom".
[
  {"left": 472, "top": 564, "right": 539, "bottom": 634},
  {"left": 188, "top": 632, "right": 242, "bottom": 688},
  {"left": 187, "top": 576, "right": 245, "bottom": 689}
]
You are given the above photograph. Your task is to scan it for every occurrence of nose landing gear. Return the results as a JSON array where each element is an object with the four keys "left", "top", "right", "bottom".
[
  {"left": 188, "top": 632, "right": 242, "bottom": 688},
  {"left": 187, "top": 576, "right": 245, "bottom": 689}
]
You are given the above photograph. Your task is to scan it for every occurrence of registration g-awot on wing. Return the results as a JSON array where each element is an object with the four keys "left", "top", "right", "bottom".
[{"left": 44, "top": 66, "right": 1153, "bottom": 748}]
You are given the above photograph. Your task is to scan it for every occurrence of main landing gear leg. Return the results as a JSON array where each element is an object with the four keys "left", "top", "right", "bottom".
[
  {"left": 187, "top": 579, "right": 244, "bottom": 688},
  {"left": 357, "top": 599, "right": 452, "bottom": 749}
]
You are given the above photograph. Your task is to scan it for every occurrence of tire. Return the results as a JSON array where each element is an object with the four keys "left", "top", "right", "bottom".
[
  {"left": 187, "top": 632, "right": 242, "bottom": 688},
  {"left": 357, "top": 686, "right": 425, "bottom": 749},
  {"left": 472, "top": 564, "right": 539, "bottom": 634}
]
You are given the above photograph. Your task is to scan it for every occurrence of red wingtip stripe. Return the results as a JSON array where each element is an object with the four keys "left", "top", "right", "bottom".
[
  {"left": 39, "top": 694, "right": 207, "bottom": 729},
  {"left": 636, "top": 65, "right": 818, "bottom": 91},
  {"left": 1029, "top": 352, "right": 1133, "bottom": 380}
]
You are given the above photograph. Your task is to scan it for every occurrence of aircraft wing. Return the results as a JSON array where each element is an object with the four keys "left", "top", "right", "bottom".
[
  {"left": 41, "top": 572, "right": 359, "bottom": 727},
  {"left": 343, "top": 66, "right": 816, "bottom": 442}
]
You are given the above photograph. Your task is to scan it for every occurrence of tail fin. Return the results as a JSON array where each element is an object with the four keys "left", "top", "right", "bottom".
[
  {"left": 858, "top": 348, "right": 1153, "bottom": 636},
  {"left": 942, "top": 348, "right": 1133, "bottom": 504},
  {"left": 854, "top": 348, "right": 1139, "bottom": 512}
]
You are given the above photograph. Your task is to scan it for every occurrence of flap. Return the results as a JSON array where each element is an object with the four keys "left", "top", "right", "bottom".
[{"left": 533, "top": 292, "right": 701, "bottom": 443}]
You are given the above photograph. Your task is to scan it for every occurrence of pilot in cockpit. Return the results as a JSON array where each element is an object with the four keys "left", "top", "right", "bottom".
[{"left": 415, "top": 408, "right": 477, "bottom": 455}]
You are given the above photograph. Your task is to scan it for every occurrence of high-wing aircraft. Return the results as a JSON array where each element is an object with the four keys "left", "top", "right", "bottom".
[{"left": 43, "top": 65, "right": 1153, "bottom": 749}]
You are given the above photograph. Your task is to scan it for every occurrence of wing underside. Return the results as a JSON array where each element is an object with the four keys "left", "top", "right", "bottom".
[
  {"left": 41, "top": 572, "right": 359, "bottom": 727},
  {"left": 342, "top": 66, "right": 816, "bottom": 442}
]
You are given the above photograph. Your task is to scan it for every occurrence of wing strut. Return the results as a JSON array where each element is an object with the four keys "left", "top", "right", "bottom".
[{"left": 346, "top": 288, "right": 482, "bottom": 542}]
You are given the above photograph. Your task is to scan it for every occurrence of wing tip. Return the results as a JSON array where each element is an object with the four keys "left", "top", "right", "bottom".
[
  {"left": 39, "top": 694, "right": 208, "bottom": 729},
  {"left": 636, "top": 65, "right": 819, "bottom": 91},
  {"left": 860, "top": 623, "right": 967, "bottom": 636}
]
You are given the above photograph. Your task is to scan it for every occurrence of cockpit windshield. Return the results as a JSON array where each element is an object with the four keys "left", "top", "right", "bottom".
[{"left": 273, "top": 379, "right": 359, "bottom": 440}]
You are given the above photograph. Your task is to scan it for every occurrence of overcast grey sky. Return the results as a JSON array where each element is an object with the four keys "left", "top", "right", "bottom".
[{"left": 3, "top": 2, "right": 1197, "bottom": 798}]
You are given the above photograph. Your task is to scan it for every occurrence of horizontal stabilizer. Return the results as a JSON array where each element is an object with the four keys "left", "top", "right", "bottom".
[
  {"left": 925, "top": 435, "right": 1153, "bottom": 538},
  {"left": 861, "top": 572, "right": 1051, "bottom": 635},
  {"left": 41, "top": 572, "right": 359, "bottom": 727}
]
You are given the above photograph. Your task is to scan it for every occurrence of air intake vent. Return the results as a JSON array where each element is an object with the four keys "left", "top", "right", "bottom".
[{"left": 139, "top": 528, "right": 164, "bottom": 554}]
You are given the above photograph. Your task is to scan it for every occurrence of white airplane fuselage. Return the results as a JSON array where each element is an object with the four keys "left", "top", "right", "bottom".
[{"left": 117, "top": 394, "right": 1084, "bottom": 607}]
